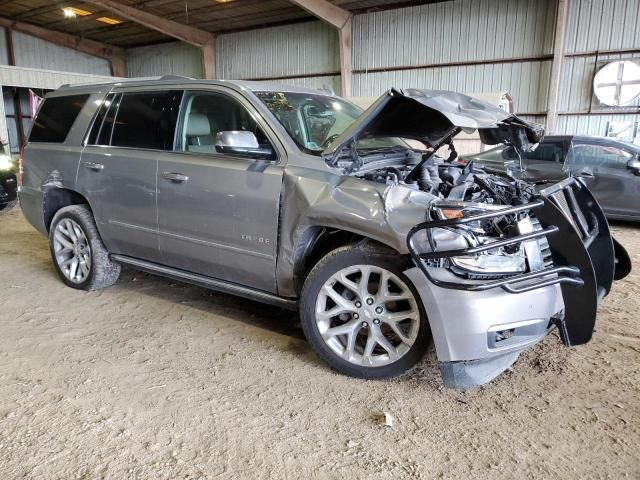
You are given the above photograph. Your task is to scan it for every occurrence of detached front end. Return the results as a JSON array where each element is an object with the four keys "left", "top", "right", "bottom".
[
  {"left": 323, "top": 88, "right": 631, "bottom": 388},
  {"left": 405, "top": 175, "right": 631, "bottom": 388}
]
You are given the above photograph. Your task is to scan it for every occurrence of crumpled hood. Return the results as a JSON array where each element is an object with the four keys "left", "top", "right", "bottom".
[{"left": 322, "top": 88, "right": 544, "bottom": 166}]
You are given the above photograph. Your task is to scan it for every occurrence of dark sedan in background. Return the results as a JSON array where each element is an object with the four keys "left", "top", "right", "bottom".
[
  {"left": 462, "top": 135, "right": 640, "bottom": 221},
  {"left": 0, "top": 142, "right": 18, "bottom": 213}
]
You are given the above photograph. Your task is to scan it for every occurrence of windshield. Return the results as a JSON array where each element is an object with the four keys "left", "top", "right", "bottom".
[{"left": 255, "top": 91, "right": 414, "bottom": 156}]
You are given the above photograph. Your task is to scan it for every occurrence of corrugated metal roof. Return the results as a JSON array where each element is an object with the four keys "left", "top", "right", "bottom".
[{"left": 0, "top": 0, "right": 445, "bottom": 48}]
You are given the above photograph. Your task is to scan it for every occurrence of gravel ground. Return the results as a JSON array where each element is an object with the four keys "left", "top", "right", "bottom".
[{"left": 1, "top": 207, "right": 639, "bottom": 479}]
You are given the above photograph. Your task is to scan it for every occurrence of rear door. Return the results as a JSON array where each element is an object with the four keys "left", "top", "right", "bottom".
[
  {"left": 78, "top": 89, "right": 182, "bottom": 262},
  {"left": 566, "top": 141, "right": 639, "bottom": 217},
  {"left": 156, "top": 88, "right": 284, "bottom": 293}
]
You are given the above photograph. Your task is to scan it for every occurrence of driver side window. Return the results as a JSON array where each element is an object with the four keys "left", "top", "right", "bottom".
[
  {"left": 179, "top": 91, "right": 273, "bottom": 158},
  {"left": 570, "top": 143, "right": 632, "bottom": 169}
]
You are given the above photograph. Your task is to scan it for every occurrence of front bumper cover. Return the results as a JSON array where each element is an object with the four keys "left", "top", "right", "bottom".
[{"left": 405, "top": 177, "right": 631, "bottom": 388}]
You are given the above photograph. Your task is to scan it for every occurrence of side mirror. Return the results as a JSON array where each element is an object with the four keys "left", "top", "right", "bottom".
[
  {"left": 575, "top": 166, "right": 595, "bottom": 178},
  {"left": 626, "top": 158, "right": 640, "bottom": 175},
  {"left": 215, "top": 131, "right": 274, "bottom": 160}
]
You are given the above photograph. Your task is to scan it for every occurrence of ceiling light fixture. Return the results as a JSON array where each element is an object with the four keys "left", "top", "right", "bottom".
[
  {"left": 62, "top": 7, "right": 93, "bottom": 18},
  {"left": 96, "top": 16, "right": 122, "bottom": 25},
  {"left": 215, "top": 0, "right": 234, "bottom": 3}
]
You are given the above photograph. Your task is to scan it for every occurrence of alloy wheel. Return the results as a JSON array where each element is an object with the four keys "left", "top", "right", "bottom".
[
  {"left": 315, "top": 265, "right": 420, "bottom": 367},
  {"left": 53, "top": 218, "right": 92, "bottom": 284}
]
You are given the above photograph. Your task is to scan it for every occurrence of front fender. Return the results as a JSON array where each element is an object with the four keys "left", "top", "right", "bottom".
[{"left": 276, "top": 167, "right": 433, "bottom": 297}]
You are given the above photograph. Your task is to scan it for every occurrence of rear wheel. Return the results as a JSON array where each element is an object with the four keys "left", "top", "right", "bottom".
[
  {"left": 300, "top": 243, "right": 430, "bottom": 379},
  {"left": 49, "top": 205, "right": 121, "bottom": 290}
]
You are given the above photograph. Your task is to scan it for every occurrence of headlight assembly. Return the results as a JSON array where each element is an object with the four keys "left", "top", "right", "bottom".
[
  {"left": 450, "top": 252, "right": 527, "bottom": 279},
  {"left": 422, "top": 202, "right": 531, "bottom": 279}
]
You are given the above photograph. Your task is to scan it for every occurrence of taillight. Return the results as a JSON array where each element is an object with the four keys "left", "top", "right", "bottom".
[
  {"left": 456, "top": 156, "right": 468, "bottom": 165},
  {"left": 18, "top": 143, "right": 24, "bottom": 185}
]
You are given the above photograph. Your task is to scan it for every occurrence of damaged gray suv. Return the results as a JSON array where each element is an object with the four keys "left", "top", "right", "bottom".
[{"left": 19, "top": 78, "right": 631, "bottom": 388}]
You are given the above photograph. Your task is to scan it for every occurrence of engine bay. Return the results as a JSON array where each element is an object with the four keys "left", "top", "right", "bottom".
[
  {"left": 356, "top": 156, "right": 536, "bottom": 207},
  {"left": 354, "top": 154, "right": 545, "bottom": 280}
]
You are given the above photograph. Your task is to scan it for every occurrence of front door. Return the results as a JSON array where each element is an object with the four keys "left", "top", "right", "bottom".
[
  {"left": 567, "top": 141, "right": 640, "bottom": 218},
  {"left": 156, "top": 89, "right": 283, "bottom": 293},
  {"left": 77, "top": 90, "right": 182, "bottom": 262}
]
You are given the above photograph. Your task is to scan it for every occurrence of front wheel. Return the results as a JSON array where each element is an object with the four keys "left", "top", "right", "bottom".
[{"left": 300, "top": 243, "right": 430, "bottom": 379}]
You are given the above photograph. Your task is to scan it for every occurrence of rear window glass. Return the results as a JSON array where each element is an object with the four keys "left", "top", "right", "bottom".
[
  {"left": 110, "top": 91, "right": 182, "bottom": 150},
  {"left": 29, "top": 94, "right": 89, "bottom": 143}
]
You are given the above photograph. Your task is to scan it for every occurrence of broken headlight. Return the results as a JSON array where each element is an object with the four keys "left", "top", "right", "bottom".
[{"left": 426, "top": 204, "right": 529, "bottom": 279}]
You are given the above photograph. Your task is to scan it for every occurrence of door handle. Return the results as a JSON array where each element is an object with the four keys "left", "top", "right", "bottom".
[
  {"left": 161, "top": 172, "right": 189, "bottom": 183},
  {"left": 83, "top": 161, "right": 104, "bottom": 171}
]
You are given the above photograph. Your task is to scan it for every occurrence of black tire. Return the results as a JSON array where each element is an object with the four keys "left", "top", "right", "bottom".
[
  {"left": 49, "top": 204, "right": 121, "bottom": 290},
  {"left": 300, "top": 242, "right": 430, "bottom": 379}
]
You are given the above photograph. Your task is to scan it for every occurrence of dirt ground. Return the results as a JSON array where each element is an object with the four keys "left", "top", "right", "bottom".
[{"left": 0, "top": 207, "right": 638, "bottom": 480}]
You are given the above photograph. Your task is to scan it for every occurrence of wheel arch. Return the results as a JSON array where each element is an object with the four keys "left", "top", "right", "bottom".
[
  {"left": 43, "top": 187, "right": 91, "bottom": 233},
  {"left": 291, "top": 225, "right": 404, "bottom": 295}
]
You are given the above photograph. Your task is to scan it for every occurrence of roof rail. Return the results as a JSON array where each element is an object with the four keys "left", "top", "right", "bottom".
[{"left": 58, "top": 75, "right": 195, "bottom": 89}]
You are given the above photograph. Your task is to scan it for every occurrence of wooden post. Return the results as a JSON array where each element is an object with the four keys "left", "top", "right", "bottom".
[
  {"left": 202, "top": 37, "right": 216, "bottom": 80},
  {"left": 287, "top": 0, "right": 353, "bottom": 97},
  {"left": 339, "top": 18, "right": 352, "bottom": 98},
  {"left": 110, "top": 52, "right": 127, "bottom": 78},
  {"left": 546, "top": 0, "right": 570, "bottom": 134}
]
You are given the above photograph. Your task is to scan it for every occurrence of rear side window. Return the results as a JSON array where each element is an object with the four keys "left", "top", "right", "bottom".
[
  {"left": 87, "top": 93, "right": 118, "bottom": 145},
  {"left": 29, "top": 94, "right": 89, "bottom": 143},
  {"left": 110, "top": 91, "right": 182, "bottom": 150}
]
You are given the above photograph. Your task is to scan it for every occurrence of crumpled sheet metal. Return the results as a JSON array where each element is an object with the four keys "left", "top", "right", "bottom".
[
  {"left": 323, "top": 88, "right": 544, "bottom": 164},
  {"left": 276, "top": 166, "right": 436, "bottom": 297}
]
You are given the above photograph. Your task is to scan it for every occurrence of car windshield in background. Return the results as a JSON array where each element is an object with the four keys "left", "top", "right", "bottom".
[{"left": 255, "top": 91, "right": 413, "bottom": 156}]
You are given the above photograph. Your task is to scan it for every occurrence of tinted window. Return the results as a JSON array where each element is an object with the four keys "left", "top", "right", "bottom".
[
  {"left": 179, "top": 91, "right": 274, "bottom": 158},
  {"left": 29, "top": 94, "right": 89, "bottom": 143},
  {"left": 526, "top": 142, "right": 564, "bottom": 162},
  {"left": 97, "top": 94, "right": 121, "bottom": 146},
  {"left": 87, "top": 93, "right": 117, "bottom": 145},
  {"left": 570, "top": 143, "right": 633, "bottom": 169},
  {"left": 111, "top": 91, "right": 182, "bottom": 150}
]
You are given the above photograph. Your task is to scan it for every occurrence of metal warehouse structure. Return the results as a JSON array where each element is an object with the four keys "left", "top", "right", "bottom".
[{"left": 0, "top": 0, "right": 639, "bottom": 149}]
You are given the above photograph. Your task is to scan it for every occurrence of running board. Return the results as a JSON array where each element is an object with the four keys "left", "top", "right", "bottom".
[{"left": 110, "top": 254, "right": 298, "bottom": 310}]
